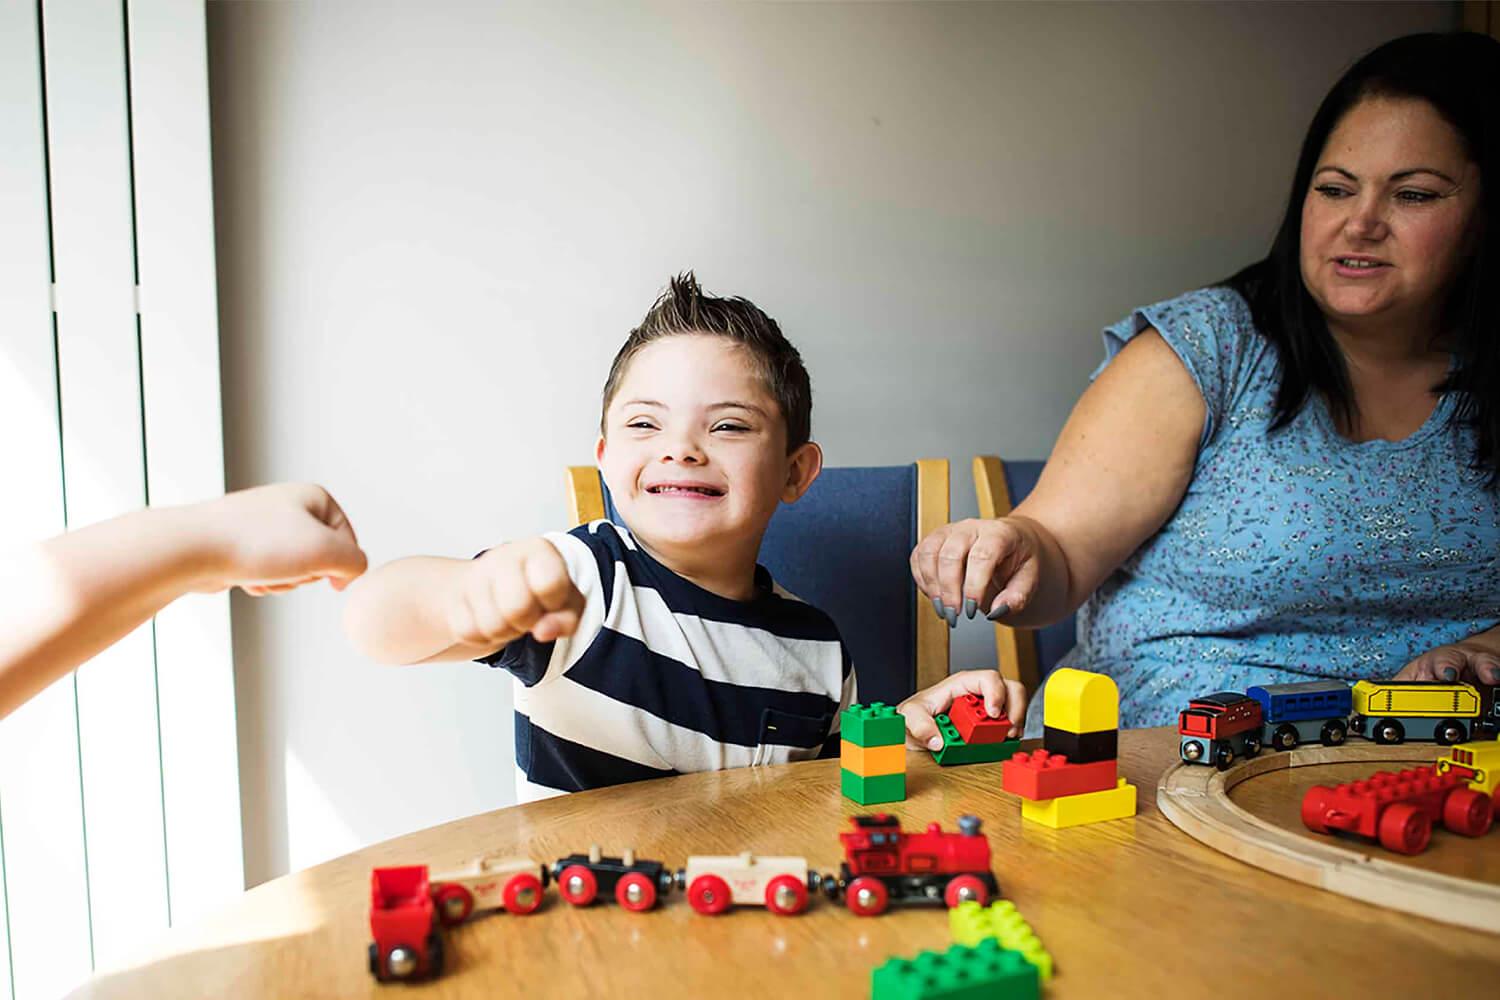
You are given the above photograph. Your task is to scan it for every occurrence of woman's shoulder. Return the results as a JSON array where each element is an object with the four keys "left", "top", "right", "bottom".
[{"left": 1132, "top": 285, "right": 1254, "bottom": 338}]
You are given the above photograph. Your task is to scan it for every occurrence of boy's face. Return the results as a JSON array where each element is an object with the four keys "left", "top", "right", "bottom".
[{"left": 597, "top": 334, "right": 820, "bottom": 572}]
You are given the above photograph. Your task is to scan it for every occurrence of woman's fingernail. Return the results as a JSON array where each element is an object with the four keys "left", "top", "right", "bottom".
[
  {"left": 932, "top": 596, "right": 945, "bottom": 619},
  {"left": 964, "top": 598, "right": 977, "bottom": 620},
  {"left": 1486, "top": 667, "right": 1500, "bottom": 684},
  {"left": 986, "top": 602, "right": 1011, "bottom": 621},
  {"left": 945, "top": 606, "right": 958, "bottom": 628},
  {"left": 1441, "top": 666, "right": 1457, "bottom": 681},
  {"left": 928, "top": 735, "right": 944, "bottom": 751}
]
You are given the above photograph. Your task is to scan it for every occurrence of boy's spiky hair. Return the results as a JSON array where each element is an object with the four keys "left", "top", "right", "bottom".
[{"left": 600, "top": 272, "right": 812, "bottom": 451}]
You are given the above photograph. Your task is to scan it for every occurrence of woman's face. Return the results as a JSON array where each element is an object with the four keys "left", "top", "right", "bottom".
[{"left": 1300, "top": 96, "right": 1482, "bottom": 342}]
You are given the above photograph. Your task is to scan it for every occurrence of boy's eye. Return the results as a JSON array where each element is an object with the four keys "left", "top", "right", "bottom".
[
  {"left": 625, "top": 420, "right": 657, "bottom": 430},
  {"left": 712, "top": 421, "right": 750, "bottom": 433}
]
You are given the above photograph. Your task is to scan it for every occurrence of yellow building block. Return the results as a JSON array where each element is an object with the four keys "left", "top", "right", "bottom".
[
  {"left": 841, "top": 740, "right": 906, "bottom": 777},
  {"left": 1043, "top": 667, "right": 1120, "bottom": 735},
  {"left": 1020, "top": 778, "right": 1136, "bottom": 829}
]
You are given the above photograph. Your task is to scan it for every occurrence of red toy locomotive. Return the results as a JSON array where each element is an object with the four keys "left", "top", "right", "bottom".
[
  {"left": 822, "top": 813, "right": 998, "bottom": 916},
  {"left": 369, "top": 866, "right": 444, "bottom": 983}
]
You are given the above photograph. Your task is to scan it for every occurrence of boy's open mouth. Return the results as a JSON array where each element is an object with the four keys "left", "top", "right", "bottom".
[{"left": 645, "top": 483, "right": 725, "bottom": 497}]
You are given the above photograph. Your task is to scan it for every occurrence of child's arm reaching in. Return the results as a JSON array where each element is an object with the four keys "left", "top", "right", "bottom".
[
  {"left": 0, "top": 482, "right": 366, "bottom": 720},
  {"left": 897, "top": 669, "right": 1029, "bottom": 751},
  {"left": 343, "top": 537, "right": 586, "bottom": 666}
]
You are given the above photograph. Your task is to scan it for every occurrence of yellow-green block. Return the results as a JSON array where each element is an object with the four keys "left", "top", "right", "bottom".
[
  {"left": 1020, "top": 778, "right": 1135, "bottom": 829},
  {"left": 949, "top": 901, "right": 1054, "bottom": 981}
]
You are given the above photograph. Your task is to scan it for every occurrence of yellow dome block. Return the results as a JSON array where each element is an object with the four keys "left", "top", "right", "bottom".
[{"left": 1043, "top": 667, "right": 1119, "bottom": 735}]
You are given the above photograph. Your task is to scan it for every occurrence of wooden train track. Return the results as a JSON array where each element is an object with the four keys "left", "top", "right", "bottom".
[{"left": 1156, "top": 742, "right": 1500, "bottom": 928}]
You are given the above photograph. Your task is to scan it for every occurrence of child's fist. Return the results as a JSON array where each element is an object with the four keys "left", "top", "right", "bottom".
[
  {"left": 195, "top": 482, "right": 367, "bottom": 595},
  {"left": 896, "top": 669, "right": 1027, "bottom": 751},
  {"left": 450, "top": 538, "right": 585, "bottom": 648}
]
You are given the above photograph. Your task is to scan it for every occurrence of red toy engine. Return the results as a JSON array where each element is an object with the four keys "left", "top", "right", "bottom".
[
  {"left": 368, "top": 865, "right": 443, "bottom": 982},
  {"left": 824, "top": 813, "right": 998, "bottom": 916}
]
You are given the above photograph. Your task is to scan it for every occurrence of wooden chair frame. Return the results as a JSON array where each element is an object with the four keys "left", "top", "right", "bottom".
[
  {"left": 973, "top": 455, "right": 1040, "bottom": 693},
  {"left": 566, "top": 462, "right": 949, "bottom": 695}
]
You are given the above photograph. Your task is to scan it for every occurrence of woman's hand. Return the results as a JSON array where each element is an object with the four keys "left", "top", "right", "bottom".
[
  {"left": 897, "top": 669, "right": 1028, "bottom": 751},
  {"left": 1396, "top": 632, "right": 1500, "bottom": 685},
  {"left": 910, "top": 517, "right": 1042, "bottom": 627}
]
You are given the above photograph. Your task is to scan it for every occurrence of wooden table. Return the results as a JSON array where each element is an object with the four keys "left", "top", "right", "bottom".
[{"left": 73, "top": 727, "right": 1500, "bottom": 999}]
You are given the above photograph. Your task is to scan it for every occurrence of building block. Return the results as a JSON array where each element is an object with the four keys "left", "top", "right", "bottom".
[
  {"left": 948, "top": 900, "right": 1053, "bottom": 981},
  {"left": 947, "top": 694, "right": 1014, "bottom": 745},
  {"left": 1301, "top": 765, "right": 1492, "bottom": 854},
  {"left": 1042, "top": 667, "right": 1120, "bottom": 734},
  {"left": 933, "top": 715, "right": 1019, "bottom": 767},
  {"left": 1002, "top": 749, "right": 1117, "bottom": 801},
  {"left": 842, "top": 703, "right": 907, "bottom": 747},
  {"left": 842, "top": 740, "right": 906, "bottom": 777},
  {"left": 872, "top": 939, "right": 1039, "bottom": 1000},
  {"left": 1042, "top": 725, "right": 1118, "bottom": 764},
  {"left": 842, "top": 769, "right": 906, "bottom": 805},
  {"left": 1020, "top": 777, "right": 1136, "bottom": 829}
]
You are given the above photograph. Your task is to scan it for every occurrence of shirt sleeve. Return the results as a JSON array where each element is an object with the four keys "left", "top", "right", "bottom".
[
  {"left": 1093, "top": 285, "right": 1263, "bottom": 450},
  {"left": 475, "top": 523, "right": 613, "bottom": 687}
]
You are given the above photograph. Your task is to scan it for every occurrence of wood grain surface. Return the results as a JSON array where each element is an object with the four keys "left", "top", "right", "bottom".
[{"left": 71, "top": 727, "right": 1500, "bottom": 1000}]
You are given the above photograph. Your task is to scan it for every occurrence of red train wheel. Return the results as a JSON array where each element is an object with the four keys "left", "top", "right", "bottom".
[
  {"left": 1442, "top": 789, "right": 1494, "bottom": 838},
  {"left": 557, "top": 864, "right": 598, "bottom": 906},
  {"left": 503, "top": 872, "right": 545, "bottom": 915},
  {"left": 1377, "top": 802, "right": 1431, "bottom": 855},
  {"left": 433, "top": 883, "right": 474, "bottom": 926},
  {"left": 687, "top": 874, "right": 732, "bottom": 915},
  {"left": 845, "top": 876, "right": 888, "bottom": 917},
  {"left": 1300, "top": 787, "right": 1333, "bottom": 834},
  {"left": 764, "top": 875, "right": 807, "bottom": 915},
  {"left": 615, "top": 872, "right": 658, "bottom": 912},
  {"left": 943, "top": 875, "right": 988, "bottom": 908}
]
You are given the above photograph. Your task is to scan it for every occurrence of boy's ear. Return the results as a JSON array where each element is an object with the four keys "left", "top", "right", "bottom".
[
  {"left": 781, "top": 442, "right": 823, "bottom": 504},
  {"left": 595, "top": 434, "right": 607, "bottom": 464}
]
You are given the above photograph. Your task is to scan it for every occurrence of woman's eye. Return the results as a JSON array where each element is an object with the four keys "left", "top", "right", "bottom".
[
  {"left": 1396, "top": 189, "right": 1437, "bottom": 203},
  {"left": 1314, "top": 184, "right": 1350, "bottom": 199}
]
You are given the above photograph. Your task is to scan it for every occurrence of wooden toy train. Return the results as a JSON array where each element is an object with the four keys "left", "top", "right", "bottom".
[
  {"left": 368, "top": 813, "right": 996, "bottom": 982},
  {"left": 1178, "top": 678, "right": 1499, "bottom": 769}
]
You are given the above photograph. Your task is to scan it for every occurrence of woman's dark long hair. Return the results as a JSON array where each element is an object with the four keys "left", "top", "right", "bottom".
[{"left": 1224, "top": 32, "right": 1500, "bottom": 486}]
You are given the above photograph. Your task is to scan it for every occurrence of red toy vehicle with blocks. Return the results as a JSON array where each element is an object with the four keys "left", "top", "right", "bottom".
[
  {"left": 368, "top": 866, "right": 444, "bottom": 983},
  {"left": 1179, "top": 692, "right": 1264, "bottom": 769},
  {"left": 822, "top": 814, "right": 998, "bottom": 916},
  {"left": 552, "top": 845, "right": 675, "bottom": 911},
  {"left": 1301, "top": 765, "right": 1494, "bottom": 854},
  {"left": 675, "top": 852, "right": 821, "bottom": 915},
  {"left": 430, "top": 854, "right": 550, "bottom": 924}
]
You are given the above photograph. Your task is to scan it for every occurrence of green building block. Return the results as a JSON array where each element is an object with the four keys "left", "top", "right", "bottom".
[
  {"left": 842, "top": 703, "right": 907, "bottom": 748},
  {"left": 949, "top": 901, "right": 1054, "bottom": 981},
  {"left": 841, "top": 768, "right": 906, "bottom": 805},
  {"left": 932, "top": 715, "right": 1019, "bottom": 766},
  {"left": 871, "top": 939, "right": 1039, "bottom": 1000}
]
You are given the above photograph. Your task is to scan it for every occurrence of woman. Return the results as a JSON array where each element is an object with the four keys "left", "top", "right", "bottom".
[{"left": 903, "top": 32, "right": 1500, "bottom": 743}]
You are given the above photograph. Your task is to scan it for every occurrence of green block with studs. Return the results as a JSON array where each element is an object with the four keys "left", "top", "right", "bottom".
[
  {"left": 841, "top": 769, "right": 906, "bottom": 805},
  {"left": 841, "top": 703, "right": 906, "bottom": 748},
  {"left": 932, "top": 715, "right": 1019, "bottom": 766},
  {"left": 949, "top": 901, "right": 1053, "bottom": 981},
  {"left": 871, "top": 939, "right": 1040, "bottom": 1000}
]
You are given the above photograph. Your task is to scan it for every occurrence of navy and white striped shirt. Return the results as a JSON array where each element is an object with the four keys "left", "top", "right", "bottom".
[{"left": 480, "top": 521, "right": 856, "bottom": 802}]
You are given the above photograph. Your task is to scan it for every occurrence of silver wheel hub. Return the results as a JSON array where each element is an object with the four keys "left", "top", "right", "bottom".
[
  {"left": 514, "top": 888, "right": 535, "bottom": 908},
  {"left": 956, "top": 886, "right": 977, "bottom": 903},
  {"left": 387, "top": 947, "right": 418, "bottom": 978},
  {"left": 567, "top": 875, "right": 585, "bottom": 896},
  {"left": 443, "top": 897, "right": 466, "bottom": 921},
  {"left": 625, "top": 883, "right": 644, "bottom": 904},
  {"left": 856, "top": 888, "right": 875, "bottom": 908},
  {"left": 774, "top": 886, "right": 796, "bottom": 910}
]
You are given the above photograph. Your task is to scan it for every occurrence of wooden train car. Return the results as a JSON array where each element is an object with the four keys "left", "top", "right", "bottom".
[
  {"left": 676, "top": 852, "right": 818, "bottom": 915},
  {"left": 825, "top": 813, "right": 997, "bottom": 916},
  {"left": 552, "top": 845, "right": 674, "bottom": 912},
  {"left": 1246, "top": 679, "right": 1352, "bottom": 751},
  {"left": 1179, "top": 692, "right": 1263, "bottom": 769},
  {"left": 1349, "top": 680, "right": 1484, "bottom": 745},
  {"left": 430, "top": 854, "right": 549, "bottom": 924},
  {"left": 369, "top": 866, "right": 443, "bottom": 983}
]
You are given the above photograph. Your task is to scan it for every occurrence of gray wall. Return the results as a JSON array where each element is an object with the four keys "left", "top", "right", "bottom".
[{"left": 208, "top": 0, "right": 1457, "bottom": 885}]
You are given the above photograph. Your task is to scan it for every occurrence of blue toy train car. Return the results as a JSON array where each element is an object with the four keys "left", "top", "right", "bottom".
[{"left": 1246, "top": 680, "right": 1352, "bottom": 751}]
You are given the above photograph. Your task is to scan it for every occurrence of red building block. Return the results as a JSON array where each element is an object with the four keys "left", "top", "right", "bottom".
[
  {"left": 949, "top": 694, "right": 1014, "bottom": 745},
  {"left": 1002, "top": 749, "right": 1118, "bottom": 801}
]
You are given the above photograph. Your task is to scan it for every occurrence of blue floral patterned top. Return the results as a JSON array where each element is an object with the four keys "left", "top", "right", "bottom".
[{"left": 1025, "top": 286, "right": 1500, "bottom": 734}]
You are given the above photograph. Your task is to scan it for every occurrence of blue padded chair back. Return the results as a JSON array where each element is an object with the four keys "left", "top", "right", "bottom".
[
  {"left": 602, "top": 466, "right": 920, "bottom": 706},
  {"left": 1000, "top": 461, "right": 1078, "bottom": 676}
]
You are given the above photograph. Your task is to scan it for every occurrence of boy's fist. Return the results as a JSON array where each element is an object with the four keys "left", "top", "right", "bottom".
[
  {"left": 450, "top": 538, "right": 586, "bottom": 648},
  {"left": 897, "top": 669, "right": 1027, "bottom": 751}
]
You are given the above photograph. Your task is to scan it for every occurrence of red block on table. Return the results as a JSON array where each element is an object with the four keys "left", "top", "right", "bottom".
[
  {"left": 1002, "top": 749, "right": 1118, "bottom": 801},
  {"left": 948, "top": 694, "right": 1013, "bottom": 745}
]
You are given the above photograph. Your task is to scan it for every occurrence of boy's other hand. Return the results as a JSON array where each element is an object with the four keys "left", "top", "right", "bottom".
[
  {"left": 897, "top": 669, "right": 1027, "bottom": 751},
  {"left": 910, "top": 517, "right": 1041, "bottom": 627},
  {"left": 451, "top": 538, "right": 586, "bottom": 648},
  {"left": 195, "top": 483, "right": 368, "bottom": 595}
]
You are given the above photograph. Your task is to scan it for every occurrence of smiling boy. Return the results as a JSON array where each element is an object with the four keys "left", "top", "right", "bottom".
[{"left": 344, "top": 274, "right": 857, "bottom": 800}]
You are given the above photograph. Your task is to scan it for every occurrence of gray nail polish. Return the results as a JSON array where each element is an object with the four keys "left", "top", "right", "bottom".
[
  {"left": 964, "top": 598, "right": 977, "bottom": 620},
  {"left": 1441, "top": 666, "right": 1458, "bottom": 681},
  {"left": 1486, "top": 667, "right": 1500, "bottom": 684},
  {"left": 931, "top": 596, "right": 945, "bottom": 619},
  {"left": 986, "top": 602, "right": 1011, "bottom": 621},
  {"left": 945, "top": 606, "right": 957, "bottom": 628}
]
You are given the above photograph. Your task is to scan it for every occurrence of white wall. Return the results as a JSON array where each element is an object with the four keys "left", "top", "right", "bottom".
[{"left": 206, "top": 0, "right": 1457, "bottom": 885}]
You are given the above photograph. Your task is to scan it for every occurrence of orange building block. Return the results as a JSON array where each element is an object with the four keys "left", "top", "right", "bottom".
[{"left": 841, "top": 740, "right": 906, "bottom": 777}]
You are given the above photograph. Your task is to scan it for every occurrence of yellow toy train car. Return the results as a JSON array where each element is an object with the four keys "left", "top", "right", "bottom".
[{"left": 1349, "top": 680, "right": 1486, "bottom": 746}]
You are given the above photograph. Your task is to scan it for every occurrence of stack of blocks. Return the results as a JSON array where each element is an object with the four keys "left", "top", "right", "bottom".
[
  {"left": 1001, "top": 668, "right": 1136, "bottom": 828},
  {"left": 871, "top": 938, "right": 1039, "bottom": 1000},
  {"left": 841, "top": 703, "right": 906, "bottom": 805},
  {"left": 932, "top": 693, "right": 1020, "bottom": 766}
]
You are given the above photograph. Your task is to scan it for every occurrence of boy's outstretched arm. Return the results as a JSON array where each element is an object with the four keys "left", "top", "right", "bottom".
[
  {"left": 0, "top": 482, "right": 367, "bottom": 721},
  {"left": 343, "top": 538, "right": 586, "bottom": 666}
]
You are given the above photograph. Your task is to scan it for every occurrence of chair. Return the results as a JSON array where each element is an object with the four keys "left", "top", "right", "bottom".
[
  {"left": 972, "top": 456, "right": 1078, "bottom": 694},
  {"left": 566, "top": 462, "right": 950, "bottom": 706}
]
